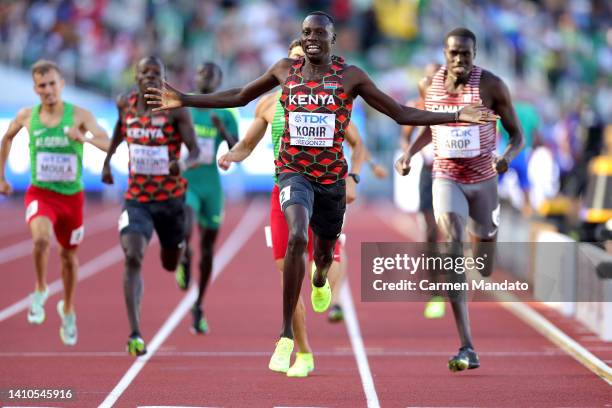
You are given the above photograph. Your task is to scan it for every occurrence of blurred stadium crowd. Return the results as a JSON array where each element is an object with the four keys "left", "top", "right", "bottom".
[{"left": 0, "top": 0, "right": 610, "bottom": 236}]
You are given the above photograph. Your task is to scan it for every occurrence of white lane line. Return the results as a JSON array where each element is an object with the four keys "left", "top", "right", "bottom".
[
  {"left": 499, "top": 298, "right": 612, "bottom": 385},
  {"left": 340, "top": 283, "right": 381, "bottom": 408},
  {"left": 0, "top": 245, "right": 124, "bottom": 323},
  {"left": 0, "top": 206, "right": 120, "bottom": 265},
  {"left": 98, "top": 200, "right": 266, "bottom": 408},
  {"left": 0, "top": 350, "right": 570, "bottom": 358}
]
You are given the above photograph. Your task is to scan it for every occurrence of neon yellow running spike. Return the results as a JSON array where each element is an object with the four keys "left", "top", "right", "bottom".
[
  {"left": 424, "top": 296, "right": 446, "bottom": 319},
  {"left": 287, "top": 352, "right": 314, "bottom": 377},
  {"left": 175, "top": 263, "right": 187, "bottom": 291},
  {"left": 311, "top": 279, "right": 331, "bottom": 313},
  {"left": 268, "top": 337, "right": 294, "bottom": 373}
]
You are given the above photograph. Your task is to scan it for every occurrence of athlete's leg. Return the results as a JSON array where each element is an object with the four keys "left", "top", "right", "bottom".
[
  {"left": 276, "top": 258, "right": 312, "bottom": 354},
  {"left": 280, "top": 204, "right": 309, "bottom": 340},
  {"left": 58, "top": 247, "right": 78, "bottom": 314},
  {"left": 437, "top": 212, "right": 473, "bottom": 350},
  {"left": 327, "top": 260, "right": 343, "bottom": 305},
  {"left": 156, "top": 199, "right": 187, "bottom": 272},
  {"left": 121, "top": 233, "right": 148, "bottom": 336},
  {"left": 29, "top": 216, "right": 53, "bottom": 292},
  {"left": 195, "top": 226, "right": 218, "bottom": 307}
]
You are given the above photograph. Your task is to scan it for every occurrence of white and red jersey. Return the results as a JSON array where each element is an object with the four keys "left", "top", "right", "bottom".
[{"left": 425, "top": 66, "right": 497, "bottom": 183}]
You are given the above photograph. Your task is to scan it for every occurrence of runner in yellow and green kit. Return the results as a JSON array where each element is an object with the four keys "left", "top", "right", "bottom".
[
  {"left": 176, "top": 62, "right": 238, "bottom": 335},
  {"left": 0, "top": 60, "right": 110, "bottom": 346}
]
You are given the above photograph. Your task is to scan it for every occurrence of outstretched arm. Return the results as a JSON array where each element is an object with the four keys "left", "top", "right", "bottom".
[
  {"left": 146, "top": 59, "right": 291, "bottom": 111},
  {"left": 0, "top": 108, "right": 29, "bottom": 194},
  {"left": 346, "top": 66, "right": 498, "bottom": 126}
]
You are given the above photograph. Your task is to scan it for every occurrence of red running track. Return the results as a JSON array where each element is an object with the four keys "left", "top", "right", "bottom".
[{"left": 0, "top": 198, "right": 609, "bottom": 408}]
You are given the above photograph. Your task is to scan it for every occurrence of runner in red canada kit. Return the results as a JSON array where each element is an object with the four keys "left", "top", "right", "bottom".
[{"left": 396, "top": 28, "right": 523, "bottom": 372}]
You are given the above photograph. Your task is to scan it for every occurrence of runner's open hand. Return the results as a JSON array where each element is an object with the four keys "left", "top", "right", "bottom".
[
  {"left": 394, "top": 153, "right": 411, "bottom": 176},
  {"left": 145, "top": 81, "right": 184, "bottom": 112},
  {"left": 458, "top": 105, "right": 499, "bottom": 125},
  {"left": 493, "top": 156, "right": 509, "bottom": 174}
]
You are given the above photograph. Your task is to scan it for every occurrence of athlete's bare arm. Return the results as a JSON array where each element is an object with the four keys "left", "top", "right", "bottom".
[
  {"left": 395, "top": 78, "right": 436, "bottom": 175},
  {"left": 0, "top": 108, "right": 31, "bottom": 194},
  {"left": 70, "top": 107, "right": 110, "bottom": 152},
  {"left": 211, "top": 112, "right": 238, "bottom": 149},
  {"left": 217, "top": 92, "right": 276, "bottom": 170},
  {"left": 481, "top": 71, "right": 524, "bottom": 173},
  {"left": 145, "top": 59, "right": 293, "bottom": 111},
  {"left": 101, "top": 96, "right": 127, "bottom": 185},
  {"left": 343, "top": 122, "right": 366, "bottom": 203},
  {"left": 343, "top": 66, "right": 498, "bottom": 126},
  {"left": 171, "top": 108, "right": 200, "bottom": 173}
]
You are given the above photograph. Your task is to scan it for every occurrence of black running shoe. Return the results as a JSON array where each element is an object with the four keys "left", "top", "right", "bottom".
[
  {"left": 191, "top": 305, "right": 209, "bottom": 335},
  {"left": 448, "top": 346, "right": 480, "bottom": 372}
]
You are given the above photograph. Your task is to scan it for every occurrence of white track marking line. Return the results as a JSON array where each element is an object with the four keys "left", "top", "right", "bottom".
[
  {"left": 340, "top": 283, "right": 381, "bottom": 408},
  {"left": 0, "top": 206, "right": 120, "bottom": 265},
  {"left": 98, "top": 201, "right": 266, "bottom": 408},
  {"left": 499, "top": 298, "right": 612, "bottom": 385},
  {"left": 0, "top": 244, "right": 124, "bottom": 323}
]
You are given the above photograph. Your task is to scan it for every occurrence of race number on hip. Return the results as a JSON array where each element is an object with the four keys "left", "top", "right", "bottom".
[
  {"left": 288, "top": 112, "right": 335, "bottom": 147},
  {"left": 197, "top": 138, "right": 215, "bottom": 165},
  {"left": 434, "top": 125, "right": 481, "bottom": 159},
  {"left": 36, "top": 152, "right": 77, "bottom": 182},
  {"left": 129, "top": 145, "right": 169, "bottom": 175}
]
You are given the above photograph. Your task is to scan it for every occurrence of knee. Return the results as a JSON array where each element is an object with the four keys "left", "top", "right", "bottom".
[
  {"left": 287, "top": 230, "right": 308, "bottom": 254},
  {"left": 59, "top": 249, "right": 77, "bottom": 266},
  {"left": 437, "top": 214, "right": 463, "bottom": 243},
  {"left": 32, "top": 235, "right": 50, "bottom": 253},
  {"left": 124, "top": 248, "right": 144, "bottom": 271}
]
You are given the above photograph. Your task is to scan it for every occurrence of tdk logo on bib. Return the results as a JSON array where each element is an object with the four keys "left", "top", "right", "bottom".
[
  {"left": 289, "top": 112, "right": 335, "bottom": 147},
  {"left": 293, "top": 114, "right": 330, "bottom": 125}
]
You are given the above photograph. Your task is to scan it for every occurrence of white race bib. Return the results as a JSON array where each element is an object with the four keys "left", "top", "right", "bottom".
[
  {"left": 36, "top": 152, "right": 77, "bottom": 182},
  {"left": 434, "top": 125, "right": 481, "bottom": 158},
  {"left": 288, "top": 112, "right": 335, "bottom": 147},
  {"left": 129, "top": 145, "right": 169, "bottom": 175},
  {"left": 197, "top": 138, "right": 215, "bottom": 165}
]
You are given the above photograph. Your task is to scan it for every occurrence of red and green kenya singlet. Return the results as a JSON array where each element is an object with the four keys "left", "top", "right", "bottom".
[
  {"left": 29, "top": 102, "right": 83, "bottom": 195},
  {"left": 123, "top": 91, "right": 186, "bottom": 202},
  {"left": 276, "top": 56, "right": 353, "bottom": 184}
]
